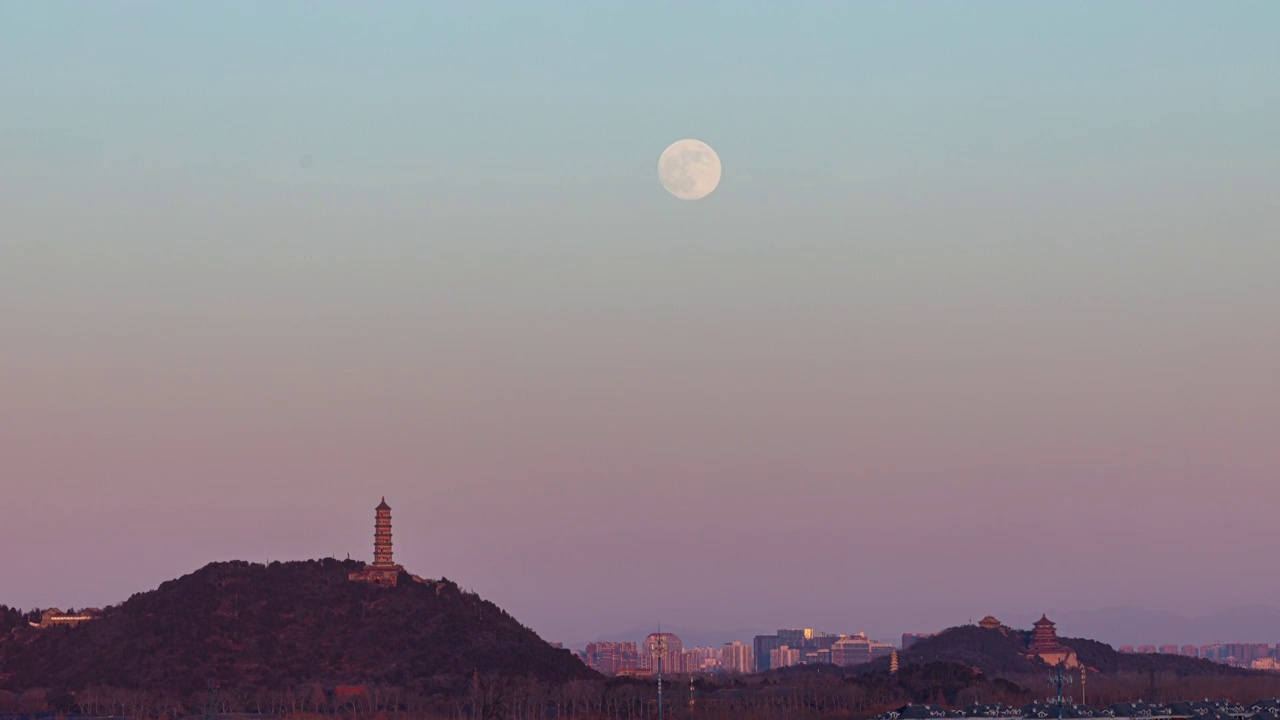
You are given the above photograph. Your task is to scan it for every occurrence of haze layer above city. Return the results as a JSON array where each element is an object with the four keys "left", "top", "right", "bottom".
[{"left": 1, "top": 2, "right": 1278, "bottom": 648}]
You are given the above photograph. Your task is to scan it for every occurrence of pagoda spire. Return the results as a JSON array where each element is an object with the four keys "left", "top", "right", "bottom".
[
  {"left": 348, "top": 497, "right": 406, "bottom": 588},
  {"left": 373, "top": 497, "right": 394, "bottom": 567}
]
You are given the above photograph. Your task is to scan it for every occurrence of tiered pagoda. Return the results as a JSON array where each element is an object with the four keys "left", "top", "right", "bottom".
[
  {"left": 1030, "top": 615, "right": 1060, "bottom": 652},
  {"left": 1028, "top": 614, "right": 1080, "bottom": 668},
  {"left": 348, "top": 497, "right": 405, "bottom": 587}
]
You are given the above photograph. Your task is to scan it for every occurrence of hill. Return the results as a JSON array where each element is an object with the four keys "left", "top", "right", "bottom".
[
  {"left": 0, "top": 559, "right": 594, "bottom": 698},
  {"left": 862, "top": 625, "right": 1257, "bottom": 677},
  {"left": 1004, "top": 606, "right": 1280, "bottom": 648}
]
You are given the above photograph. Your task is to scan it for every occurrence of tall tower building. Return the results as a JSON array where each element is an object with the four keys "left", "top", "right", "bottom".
[
  {"left": 374, "top": 497, "right": 394, "bottom": 567},
  {"left": 349, "top": 497, "right": 405, "bottom": 587},
  {"left": 584, "top": 642, "right": 639, "bottom": 675},
  {"left": 753, "top": 634, "right": 784, "bottom": 672},
  {"left": 721, "top": 641, "right": 754, "bottom": 674},
  {"left": 1030, "top": 615, "right": 1061, "bottom": 653},
  {"left": 1028, "top": 614, "right": 1080, "bottom": 668},
  {"left": 769, "top": 645, "right": 800, "bottom": 669}
]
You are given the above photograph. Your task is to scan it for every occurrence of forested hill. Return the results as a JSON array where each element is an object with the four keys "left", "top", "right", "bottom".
[
  {"left": 865, "top": 625, "right": 1256, "bottom": 677},
  {"left": 0, "top": 559, "right": 594, "bottom": 696},
  {"left": 0, "top": 607, "right": 27, "bottom": 635}
]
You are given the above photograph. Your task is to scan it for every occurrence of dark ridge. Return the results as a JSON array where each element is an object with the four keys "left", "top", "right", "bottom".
[
  {"left": 1063, "top": 635, "right": 1254, "bottom": 676},
  {"left": 859, "top": 625, "right": 1259, "bottom": 677},
  {"left": 0, "top": 558, "right": 596, "bottom": 696}
]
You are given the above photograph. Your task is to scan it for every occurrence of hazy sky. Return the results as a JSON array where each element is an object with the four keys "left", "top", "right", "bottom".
[{"left": 2, "top": 2, "right": 1279, "bottom": 647}]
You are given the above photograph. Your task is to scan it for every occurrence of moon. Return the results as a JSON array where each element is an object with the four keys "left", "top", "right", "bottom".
[{"left": 658, "top": 139, "right": 721, "bottom": 201}]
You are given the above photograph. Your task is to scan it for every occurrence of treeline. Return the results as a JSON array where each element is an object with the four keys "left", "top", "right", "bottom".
[
  {"left": 0, "top": 606, "right": 40, "bottom": 633},
  {"left": 1000, "top": 670, "right": 1280, "bottom": 708},
  {"left": 0, "top": 662, "right": 1023, "bottom": 720},
  {"left": 4, "top": 661, "right": 1280, "bottom": 719}
]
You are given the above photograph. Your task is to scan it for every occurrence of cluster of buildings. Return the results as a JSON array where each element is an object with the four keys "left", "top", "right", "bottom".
[
  {"left": 876, "top": 699, "right": 1280, "bottom": 720},
  {"left": 579, "top": 614, "right": 1089, "bottom": 677},
  {"left": 27, "top": 607, "right": 102, "bottom": 628},
  {"left": 581, "top": 627, "right": 904, "bottom": 676},
  {"left": 582, "top": 635, "right": 743, "bottom": 676},
  {"left": 1118, "top": 643, "right": 1280, "bottom": 670},
  {"left": 753, "top": 628, "right": 898, "bottom": 671}
]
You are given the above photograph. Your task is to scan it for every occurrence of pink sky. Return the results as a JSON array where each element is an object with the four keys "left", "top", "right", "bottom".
[
  {"left": 3, "top": 186, "right": 1277, "bottom": 643},
  {"left": 2, "top": 2, "right": 1279, "bottom": 648}
]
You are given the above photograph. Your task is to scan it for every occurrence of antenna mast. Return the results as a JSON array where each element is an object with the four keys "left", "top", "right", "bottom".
[
  {"left": 1047, "top": 662, "right": 1073, "bottom": 720},
  {"left": 656, "top": 624, "right": 665, "bottom": 720}
]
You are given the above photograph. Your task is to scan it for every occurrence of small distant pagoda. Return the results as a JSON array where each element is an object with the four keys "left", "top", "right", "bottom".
[
  {"left": 348, "top": 497, "right": 404, "bottom": 587},
  {"left": 978, "top": 615, "right": 1004, "bottom": 631}
]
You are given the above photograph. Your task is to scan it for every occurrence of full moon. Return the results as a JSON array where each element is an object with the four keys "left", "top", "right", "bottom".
[{"left": 658, "top": 139, "right": 721, "bottom": 201}]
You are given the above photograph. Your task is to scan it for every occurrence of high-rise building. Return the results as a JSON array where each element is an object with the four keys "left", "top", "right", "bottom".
[
  {"left": 722, "top": 641, "right": 753, "bottom": 674},
  {"left": 831, "top": 633, "right": 872, "bottom": 667},
  {"left": 754, "top": 634, "right": 784, "bottom": 672},
  {"left": 643, "top": 633, "right": 683, "bottom": 674},
  {"left": 1180, "top": 645, "right": 1199, "bottom": 657},
  {"left": 1159, "top": 645, "right": 1180, "bottom": 654},
  {"left": 803, "top": 649, "right": 832, "bottom": 665},
  {"left": 902, "top": 633, "right": 933, "bottom": 649},
  {"left": 808, "top": 634, "right": 839, "bottom": 652},
  {"left": 679, "top": 647, "right": 720, "bottom": 674},
  {"left": 777, "top": 628, "right": 814, "bottom": 647},
  {"left": 770, "top": 645, "right": 800, "bottom": 669},
  {"left": 825, "top": 633, "right": 896, "bottom": 667},
  {"left": 584, "top": 642, "right": 639, "bottom": 675}
]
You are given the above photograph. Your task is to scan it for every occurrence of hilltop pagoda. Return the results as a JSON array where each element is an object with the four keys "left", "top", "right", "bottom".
[
  {"left": 1028, "top": 614, "right": 1080, "bottom": 668},
  {"left": 978, "top": 615, "right": 1004, "bottom": 631},
  {"left": 1030, "top": 615, "right": 1060, "bottom": 652},
  {"left": 349, "top": 497, "right": 405, "bottom": 587}
]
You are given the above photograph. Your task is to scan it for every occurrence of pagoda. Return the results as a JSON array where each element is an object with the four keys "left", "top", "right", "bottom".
[
  {"left": 1030, "top": 615, "right": 1060, "bottom": 653},
  {"left": 1028, "top": 614, "right": 1080, "bottom": 668},
  {"left": 348, "top": 497, "right": 405, "bottom": 587}
]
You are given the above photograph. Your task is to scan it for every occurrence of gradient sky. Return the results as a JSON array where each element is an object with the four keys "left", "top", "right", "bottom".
[{"left": 2, "top": 2, "right": 1279, "bottom": 647}]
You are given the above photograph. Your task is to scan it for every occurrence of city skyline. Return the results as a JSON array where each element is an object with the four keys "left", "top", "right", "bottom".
[
  {"left": 579, "top": 621, "right": 1280, "bottom": 676},
  {"left": 3, "top": 2, "right": 1280, "bottom": 648},
  {"left": 6, "top": 494, "right": 1280, "bottom": 654}
]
